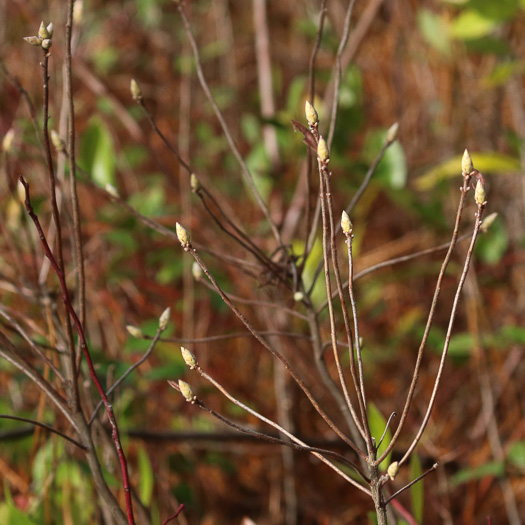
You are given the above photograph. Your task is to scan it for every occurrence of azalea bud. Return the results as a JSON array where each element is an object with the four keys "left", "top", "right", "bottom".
[
  {"left": 41, "top": 39, "right": 52, "bottom": 50},
  {"left": 387, "top": 461, "right": 399, "bottom": 481},
  {"left": 2, "top": 129, "right": 15, "bottom": 153},
  {"left": 38, "top": 22, "right": 49, "bottom": 39},
  {"left": 481, "top": 212, "right": 497, "bottom": 233},
  {"left": 475, "top": 180, "right": 486, "bottom": 206},
  {"left": 462, "top": 149, "right": 473, "bottom": 175},
  {"left": 190, "top": 173, "right": 201, "bottom": 193},
  {"left": 126, "top": 325, "right": 144, "bottom": 339},
  {"left": 24, "top": 36, "right": 43, "bottom": 47},
  {"left": 317, "top": 136, "right": 329, "bottom": 163},
  {"left": 341, "top": 210, "right": 352, "bottom": 234},
  {"left": 181, "top": 347, "right": 198, "bottom": 369},
  {"left": 305, "top": 100, "right": 319, "bottom": 127},
  {"left": 159, "top": 307, "right": 171, "bottom": 331},
  {"left": 105, "top": 183, "right": 120, "bottom": 198},
  {"left": 385, "top": 122, "right": 399, "bottom": 144},
  {"left": 178, "top": 380, "right": 195, "bottom": 402},
  {"left": 50, "top": 130, "right": 65, "bottom": 153},
  {"left": 176, "top": 222, "right": 190, "bottom": 246},
  {"left": 192, "top": 261, "right": 203, "bottom": 281},
  {"left": 130, "top": 79, "right": 142, "bottom": 102}
]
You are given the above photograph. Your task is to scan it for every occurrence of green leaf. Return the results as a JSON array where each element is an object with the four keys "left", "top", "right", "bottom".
[
  {"left": 500, "top": 325, "right": 525, "bottom": 345},
  {"left": 507, "top": 441, "right": 525, "bottom": 468},
  {"left": 417, "top": 9, "right": 451, "bottom": 56},
  {"left": 138, "top": 446, "right": 154, "bottom": 505},
  {"left": 482, "top": 61, "right": 524, "bottom": 88},
  {"left": 409, "top": 453, "right": 424, "bottom": 523},
  {"left": 463, "top": 0, "right": 519, "bottom": 22},
  {"left": 79, "top": 117, "right": 116, "bottom": 187},
  {"left": 128, "top": 181, "right": 166, "bottom": 216},
  {"left": 368, "top": 403, "right": 392, "bottom": 470},
  {"left": 416, "top": 152, "right": 520, "bottom": 190},
  {"left": 449, "top": 9, "right": 497, "bottom": 41},
  {"left": 452, "top": 460, "right": 505, "bottom": 486}
]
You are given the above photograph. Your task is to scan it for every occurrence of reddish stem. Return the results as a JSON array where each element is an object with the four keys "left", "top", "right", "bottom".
[
  {"left": 162, "top": 504, "right": 185, "bottom": 525},
  {"left": 19, "top": 176, "right": 135, "bottom": 525}
]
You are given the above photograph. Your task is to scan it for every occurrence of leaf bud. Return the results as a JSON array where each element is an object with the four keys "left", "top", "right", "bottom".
[
  {"left": 305, "top": 100, "right": 319, "bottom": 127},
  {"left": 130, "top": 79, "right": 142, "bottom": 102},
  {"left": 2, "top": 129, "right": 15, "bottom": 153},
  {"left": 105, "top": 183, "right": 120, "bottom": 198},
  {"left": 192, "top": 261, "right": 203, "bottom": 281},
  {"left": 38, "top": 21, "right": 49, "bottom": 39},
  {"left": 159, "top": 307, "right": 171, "bottom": 331},
  {"left": 126, "top": 325, "right": 144, "bottom": 339},
  {"left": 50, "top": 130, "right": 65, "bottom": 153},
  {"left": 176, "top": 222, "right": 190, "bottom": 246},
  {"left": 181, "top": 347, "right": 198, "bottom": 369},
  {"left": 462, "top": 149, "right": 474, "bottom": 175},
  {"left": 46, "top": 23, "right": 54, "bottom": 38},
  {"left": 24, "top": 36, "right": 43, "bottom": 47},
  {"left": 190, "top": 173, "right": 201, "bottom": 193},
  {"left": 474, "top": 180, "right": 486, "bottom": 206},
  {"left": 178, "top": 380, "right": 195, "bottom": 403},
  {"left": 41, "top": 39, "right": 52, "bottom": 50},
  {"left": 387, "top": 461, "right": 399, "bottom": 481},
  {"left": 385, "top": 122, "right": 399, "bottom": 144},
  {"left": 341, "top": 210, "right": 352, "bottom": 234},
  {"left": 481, "top": 212, "right": 497, "bottom": 233},
  {"left": 317, "top": 136, "right": 329, "bottom": 163}
]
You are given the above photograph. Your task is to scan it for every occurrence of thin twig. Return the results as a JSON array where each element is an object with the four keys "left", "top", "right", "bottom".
[
  {"left": 0, "top": 414, "right": 86, "bottom": 450},
  {"left": 384, "top": 463, "right": 439, "bottom": 506}
]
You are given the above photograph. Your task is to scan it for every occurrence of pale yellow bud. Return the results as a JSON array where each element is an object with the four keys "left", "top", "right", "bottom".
[
  {"left": 317, "top": 136, "right": 329, "bottom": 163},
  {"left": 130, "top": 79, "right": 142, "bottom": 102},
  {"left": 126, "top": 325, "right": 144, "bottom": 339},
  {"left": 2, "top": 129, "right": 15, "bottom": 153},
  {"left": 41, "top": 39, "right": 52, "bottom": 50},
  {"left": 24, "top": 36, "right": 43, "bottom": 46},
  {"left": 192, "top": 261, "right": 203, "bottom": 281},
  {"left": 475, "top": 180, "right": 486, "bottom": 206},
  {"left": 190, "top": 173, "right": 201, "bottom": 193},
  {"left": 462, "top": 149, "right": 473, "bottom": 175},
  {"left": 50, "top": 130, "right": 65, "bottom": 153},
  {"left": 178, "top": 380, "right": 195, "bottom": 402},
  {"left": 46, "top": 23, "right": 54, "bottom": 38},
  {"left": 341, "top": 210, "right": 352, "bottom": 234},
  {"left": 176, "top": 222, "right": 190, "bottom": 245},
  {"left": 38, "top": 22, "right": 49, "bottom": 40},
  {"left": 105, "top": 183, "right": 120, "bottom": 198},
  {"left": 387, "top": 461, "right": 399, "bottom": 480},
  {"left": 385, "top": 122, "right": 399, "bottom": 144},
  {"left": 305, "top": 100, "right": 319, "bottom": 127},
  {"left": 481, "top": 212, "right": 497, "bottom": 233},
  {"left": 181, "top": 347, "right": 198, "bottom": 369},
  {"left": 159, "top": 307, "right": 171, "bottom": 331}
]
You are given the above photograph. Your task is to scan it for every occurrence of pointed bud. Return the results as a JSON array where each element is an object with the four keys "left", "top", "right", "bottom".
[
  {"left": 462, "top": 149, "right": 473, "bottom": 175},
  {"left": 481, "top": 212, "right": 497, "bottom": 233},
  {"left": 341, "top": 210, "right": 352, "bottom": 234},
  {"left": 130, "top": 79, "right": 142, "bottom": 102},
  {"left": 387, "top": 461, "right": 399, "bottom": 481},
  {"left": 385, "top": 122, "right": 399, "bottom": 144},
  {"left": 192, "top": 261, "right": 203, "bottom": 281},
  {"left": 38, "top": 22, "right": 49, "bottom": 39},
  {"left": 126, "top": 325, "right": 144, "bottom": 339},
  {"left": 475, "top": 180, "right": 486, "bottom": 206},
  {"left": 50, "top": 130, "right": 65, "bottom": 152},
  {"left": 305, "top": 100, "right": 319, "bottom": 127},
  {"left": 2, "top": 129, "right": 15, "bottom": 153},
  {"left": 46, "top": 23, "right": 54, "bottom": 38},
  {"left": 176, "top": 222, "right": 190, "bottom": 246},
  {"left": 181, "top": 347, "right": 198, "bottom": 369},
  {"left": 105, "top": 183, "right": 120, "bottom": 198},
  {"left": 317, "top": 136, "right": 329, "bottom": 163},
  {"left": 178, "top": 380, "right": 195, "bottom": 402},
  {"left": 190, "top": 173, "right": 201, "bottom": 193},
  {"left": 41, "top": 39, "right": 52, "bottom": 50},
  {"left": 24, "top": 36, "right": 43, "bottom": 46},
  {"left": 17, "top": 180, "right": 26, "bottom": 203},
  {"left": 73, "top": 0, "right": 84, "bottom": 24},
  {"left": 159, "top": 307, "right": 171, "bottom": 331}
]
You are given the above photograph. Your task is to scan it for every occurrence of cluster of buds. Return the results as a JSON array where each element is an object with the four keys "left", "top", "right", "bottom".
[
  {"left": 24, "top": 22, "right": 54, "bottom": 50},
  {"left": 462, "top": 149, "right": 487, "bottom": 207}
]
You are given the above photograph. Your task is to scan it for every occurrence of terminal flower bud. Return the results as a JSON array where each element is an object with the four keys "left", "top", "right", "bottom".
[
  {"left": 305, "top": 100, "right": 319, "bottom": 127},
  {"left": 387, "top": 461, "right": 399, "bottom": 480},
  {"left": 126, "top": 325, "right": 144, "bottom": 339},
  {"left": 24, "top": 36, "right": 43, "bottom": 46},
  {"left": 38, "top": 21, "right": 49, "bottom": 39},
  {"left": 159, "top": 307, "right": 171, "bottom": 331},
  {"left": 130, "top": 79, "right": 142, "bottom": 102},
  {"left": 176, "top": 222, "right": 190, "bottom": 246},
  {"left": 181, "top": 347, "right": 198, "bottom": 369},
  {"left": 341, "top": 210, "right": 352, "bottom": 234},
  {"left": 462, "top": 149, "right": 473, "bottom": 175},
  {"left": 475, "top": 180, "right": 486, "bottom": 206},
  {"left": 317, "top": 136, "right": 329, "bottom": 163},
  {"left": 178, "top": 380, "right": 195, "bottom": 402},
  {"left": 2, "top": 129, "right": 15, "bottom": 153},
  {"left": 385, "top": 122, "right": 399, "bottom": 144},
  {"left": 190, "top": 173, "right": 201, "bottom": 193}
]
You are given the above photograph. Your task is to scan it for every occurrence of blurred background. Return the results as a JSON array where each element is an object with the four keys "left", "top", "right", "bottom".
[{"left": 1, "top": 0, "right": 524, "bottom": 523}]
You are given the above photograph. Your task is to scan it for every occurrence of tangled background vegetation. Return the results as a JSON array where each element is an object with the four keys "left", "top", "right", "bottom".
[{"left": 1, "top": 0, "right": 525, "bottom": 523}]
